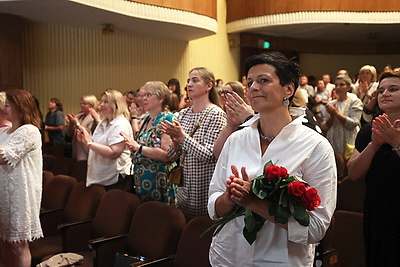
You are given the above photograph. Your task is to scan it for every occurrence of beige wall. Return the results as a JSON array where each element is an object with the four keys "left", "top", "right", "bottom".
[{"left": 23, "top": 0, "right": 239, "bottom": 116}]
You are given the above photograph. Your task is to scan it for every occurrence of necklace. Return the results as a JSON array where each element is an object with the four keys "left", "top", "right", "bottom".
[{"left": 258, "top": 124, "right": 275, "bottom": 143}]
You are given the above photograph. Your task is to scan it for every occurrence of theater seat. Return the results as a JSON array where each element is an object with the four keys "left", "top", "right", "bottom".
[
  {"left": 30, "top": 182, "right": 105, "bottom": 266},
  {"left": 89, "top": 201, "right": 186, "bottom": 266}
]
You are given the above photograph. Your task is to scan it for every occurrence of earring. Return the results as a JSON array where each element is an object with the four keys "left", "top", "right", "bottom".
[{"left": 282, "top": 97, "right": 290, "bottom": 106}]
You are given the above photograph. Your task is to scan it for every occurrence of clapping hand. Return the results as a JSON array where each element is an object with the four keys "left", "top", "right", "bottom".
[
  {"left": 229, "top": 165, "right": 253, "bottom": 208},
  {"left": 120, "top": 131, "right": 139, "bottom": 151},
  {"left": 225, "top": 92, "right": 254, "bottom": 127},
  {"left": 161, "top": 119, "right": 186, "bottom": 145},
  {"left": 372, "top": 114, "right": 400, "bottom": 148}
]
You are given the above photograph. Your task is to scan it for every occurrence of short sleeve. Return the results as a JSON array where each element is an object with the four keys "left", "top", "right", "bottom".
[{"left": 107, "top": 118, "right": 132, "bottom": 146}]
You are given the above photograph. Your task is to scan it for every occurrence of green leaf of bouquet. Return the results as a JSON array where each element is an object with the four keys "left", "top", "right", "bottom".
[
  {"left": 264, "top": 160, "right": 273, "bottom": 167},
  {"left": 273, "top": 205, "right": 291, "bottom": 224},
  {"left": 243, "top": 225, "right": 258, "bottom": 245},
  {"left": 243, "top": 211, "right": 265, "bottom": 245},
  {"left": 252, "top": 178, "right": 267, "bottom": 199},
  {"left": 201, "top": 205, "right": 245, "bottom": 237},
  {"left": 293, "top": 204, "right": 310, "bottom": 226},
  {"left": 284, "top": 176, "right": 295, "bottom": 183},
  {"left": 269, "top": 202, "right": 278, "bottom": 216},
  {"left": 244, "top": 209, "right": 256, "bottom": 232},
  {"left": 279, "top": 189, "right": 289, "bottom": 207}
]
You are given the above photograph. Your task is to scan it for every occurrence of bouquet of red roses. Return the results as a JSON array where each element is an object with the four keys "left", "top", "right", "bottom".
[{"left": 203, "top": 160, "right": 321, "bottom": 244}]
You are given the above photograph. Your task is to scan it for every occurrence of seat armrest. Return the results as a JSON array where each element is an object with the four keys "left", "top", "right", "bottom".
[
  {"left": 40, "top": 208, "right": 64, "bottom": 216},
  {"left": 58, "top": 219, "right": 93, "bottom": 252},
  {"left": 58, "top": 219, "right": 92, "bottom": 231},
  {"left": 89, "top": 234, "right": 128, "bottom": 267},
  {"left": 132, "top": 254, "right": 174, "bottom": 266},
  {"left": 88, "top": 234, "right": 128, "bottom": 250},
  {"left": 40, "top": 208, "right": 65, "bottom": 237}
]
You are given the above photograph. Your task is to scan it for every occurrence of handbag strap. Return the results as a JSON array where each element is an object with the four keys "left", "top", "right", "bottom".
[{"left": 180, "top": 106, "right": 215, "bottom": 166}]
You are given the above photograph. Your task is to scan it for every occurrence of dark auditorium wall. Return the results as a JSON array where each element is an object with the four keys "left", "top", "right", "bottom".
[{"left": 0, "top": 14, "right": 23, "bottom": 91}]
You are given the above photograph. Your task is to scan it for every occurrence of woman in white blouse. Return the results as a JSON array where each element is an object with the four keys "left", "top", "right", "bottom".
[
  {"left": 76, "top": 89, "right": 133, "bottom": 190},
  {"left": 207, "top": 52, "right": 337, "bottom": 266}
]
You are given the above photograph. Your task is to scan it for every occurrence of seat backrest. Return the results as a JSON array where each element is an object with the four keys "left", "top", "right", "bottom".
[
  {"left": 42, "top": 170, "right": 54, "bottom": 193},
  {"left": 331, "top": 210, "right": 365, "bottom": 267},
  {"left": 41, "top": 174, "right": 77, "bottom": 210},
  {"left": 48, "top": 143, "right": 71, "bottom": 157},
  {"left": 336, "top": 176, "right": 365, "bottom": 213},
  {"left": 43, "top": 154, "right": 56, "bottom": 172},
  {"left": 91, "top": 189, "right": 141, "bottom": 238},
  {"left": 64, "top": 181, "right": 105, "bottom": 223},
  {"left": 51, "top": 156, "right": 74, "bottom": 175},
  {"left": 173, "top": 216, "right": 214, "bottom": 267},
  {"left": 127, "top": 201, "right": 186, "bottom": 259},
  {"left": 70, "top": 160, "right": 88, "bottom": 182}
]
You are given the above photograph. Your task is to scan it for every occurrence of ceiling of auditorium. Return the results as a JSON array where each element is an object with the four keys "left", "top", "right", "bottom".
[{"left": 0, "top": 0, "right": 399, "bottom": 43}]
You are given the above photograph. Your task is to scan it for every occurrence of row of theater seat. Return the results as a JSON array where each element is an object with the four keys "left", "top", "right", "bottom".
[
  {"left": 320, "top": 176, "right": 366, "bottom": 267},
  {"left": 41, "top": 154, "right": 366, "bottom": 266},
  {"left": 34, "top": 171, "right": 214, "bottom": 267},
  {"left": 43, "top": 154, "right": 87, "bottom": 182}
]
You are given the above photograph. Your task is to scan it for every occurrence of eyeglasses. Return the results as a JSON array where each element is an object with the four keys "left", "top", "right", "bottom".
[
  {"left": 139, "top": 92, "right": 157, "bottom": 98},
  {"left": 219, "top": 91, "right": 232, "bottom": 96},
  {"left": 377, "top": 87, "right": 400, "bottom": 94}
]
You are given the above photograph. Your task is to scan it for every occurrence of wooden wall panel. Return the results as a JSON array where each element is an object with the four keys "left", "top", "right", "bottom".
[
  {"left": 227, "top": 0, "right": 400, "bottom": 22},
  {"left": 0, "top": 14, "right": 23, "bottom": 91},
  {"left": 129, "top": 0, "right": 217, "bottom": 19}
]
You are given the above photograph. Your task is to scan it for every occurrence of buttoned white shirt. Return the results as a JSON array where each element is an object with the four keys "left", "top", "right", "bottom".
[
  {"left": 86, "top": 116, "right": 133, "bottom": 187},
  {"left": 208, "top": 114, "right": 337, "bottom": 267}
]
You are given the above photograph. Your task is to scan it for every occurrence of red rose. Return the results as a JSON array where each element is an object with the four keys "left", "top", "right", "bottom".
[
  {"left": 287, "top": 181, "right": 306, "bottom": 197},
  {"left": 265, "top": 165, "right": 282, "bottom": 181},
  {"left": 301, "top": 187, "right": 321, "bottom": 211},
  {"left": 278, "top": 167, "right": 289, "bottom": 178}
]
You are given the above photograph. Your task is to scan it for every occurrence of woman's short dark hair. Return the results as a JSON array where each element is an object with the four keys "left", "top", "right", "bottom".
[
  {"left": 379, "top": 70, "right": 400, "bottom": 83},
  {"left": 244, "top": 52, "right": 301, "bottom": 102}
]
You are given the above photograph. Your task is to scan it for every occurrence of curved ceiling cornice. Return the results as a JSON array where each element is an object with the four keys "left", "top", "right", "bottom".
[
  {"left": 73, "top": 0, "right": 217, "bottom": 32},
  {"left": 227, "top": 11, "right": 400, "bottom": 42},
  {"left": 0, "top": 0, "right": 217, "bottom": 41},
  {"left": 227, "top": 11, "right": 400, "bottom": 33}
]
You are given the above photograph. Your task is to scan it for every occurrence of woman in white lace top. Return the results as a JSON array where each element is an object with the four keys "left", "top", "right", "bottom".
[{"left": 0, "top": 89, "right": 43, "bottom": 267}]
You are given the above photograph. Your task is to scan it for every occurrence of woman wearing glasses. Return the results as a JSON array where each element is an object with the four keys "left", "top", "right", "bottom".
[
  {"left": 121, "top": 81, "right": 176, "bottom": 204},
  {"left": 348, "top": 71, "right": 400, "bottom": 267}
]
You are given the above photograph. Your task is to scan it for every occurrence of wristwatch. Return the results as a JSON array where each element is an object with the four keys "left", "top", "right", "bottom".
[{"left": 392, "top": 144, "right": 400, "bottom": 151}]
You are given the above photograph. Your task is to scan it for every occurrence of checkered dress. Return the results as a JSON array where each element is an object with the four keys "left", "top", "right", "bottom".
[{"left": 168, "top": 105, "right": 227, "bottom": 220}]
